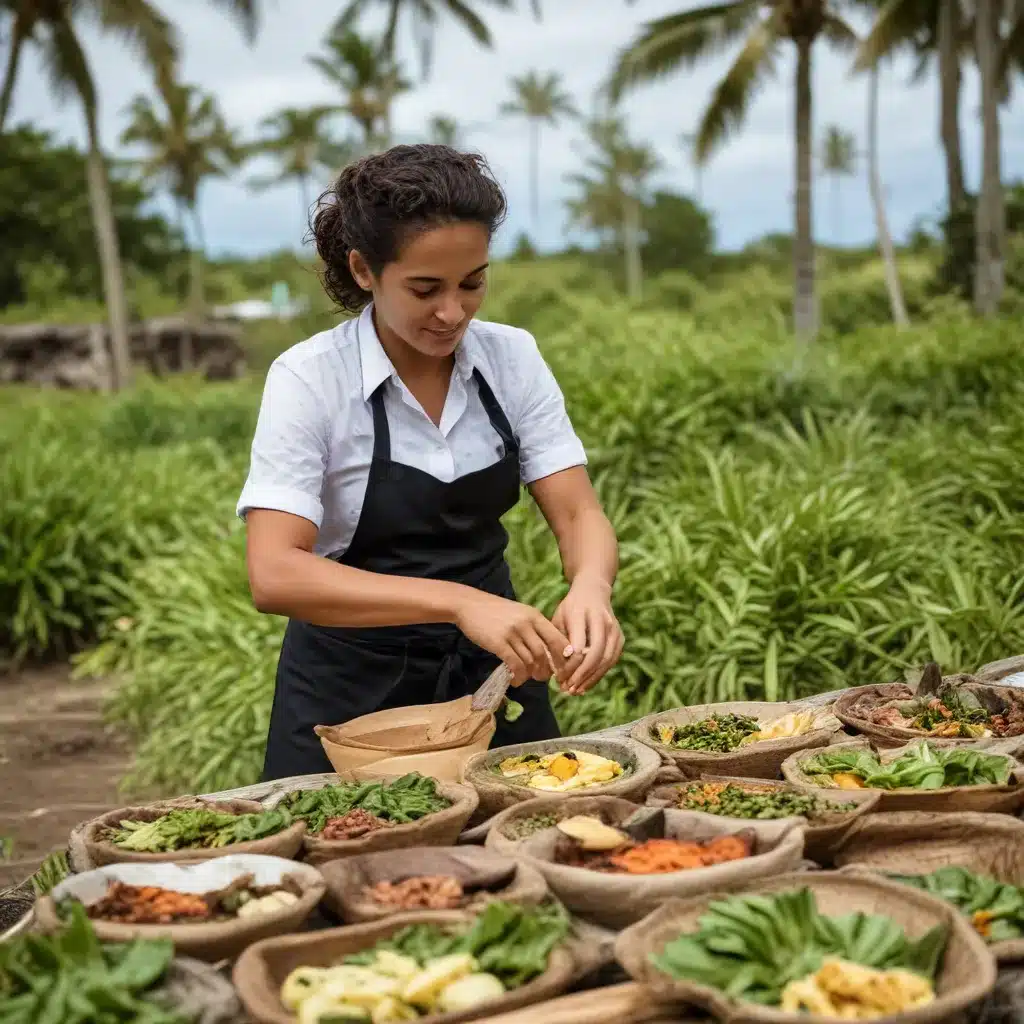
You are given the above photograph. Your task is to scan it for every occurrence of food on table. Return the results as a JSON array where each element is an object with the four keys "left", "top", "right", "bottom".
[
  {"left": 65, "top": 872, "right": 303, "bottom": 925},
  {"left": 322, "top": 809, "right": 390, "bottom": 840},
  {"left": 551, "top": 814, "right": 754, "bottom": 874},
  {"left": 556, "top": 814, "right": 631, "bottom": 851},
  {"left": 279, "top": 901, "right": 569, "bottom": 1022},
  {"left": 673, "top": 782, "right": 852, "bottom": 821},
  {"left": 0, "top": 902, "right": 186, "bottom": 1023},
  {"left": 867, "top": 681, "right": 1024, "bottom": 739},
  {"left": 494, "top": 749, "right": 624, "bottom": 791},
  {"left": 367, "top": 876, "right": 465, "bottom": 911},
  {"left": 652, "top": 709, "right": 830, "bottom": 753},
  {"left": 280, "top": 774, "right": 452, "bottom": 835},
  {"left": 500, "top": 811, "right": 561, "bottom": 840},
  {"left": 800, "top": 741, "right": 1014, "bottom": 791},
  {"left": 781, "top": 958, "right": 935, "bottom": 1018},
  {"left": 651, "top": 887, "right": 948, "bottom": 1016},
  {"left": 888, "top": 866, "right": 1024, "bottom": 943},
  {"left": 105, "top": 805, "right": 292, "bottom": 852},
  {"left": 653, "top": 714, "right": 761, "bottom": 752}
]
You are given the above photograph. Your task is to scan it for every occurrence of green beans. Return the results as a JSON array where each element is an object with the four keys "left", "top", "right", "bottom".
[
  {"left": 280, "top": 773, "right": 451, "bottom": 834},
  {"left": 675, "top": 782, "right": 847, "bottom": 820},
  {"left": 501, "top": 812, "right": 561, "bottom": 840}
]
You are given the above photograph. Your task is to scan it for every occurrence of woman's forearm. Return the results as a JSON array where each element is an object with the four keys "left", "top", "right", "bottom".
[
  {"left": 557, "top": 506, "right": 618, "bottom": 590},
  {"left": 249, "top": 547, "right": 473, "bottom": 628}
]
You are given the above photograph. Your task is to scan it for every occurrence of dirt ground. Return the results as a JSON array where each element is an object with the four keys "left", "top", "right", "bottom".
[{"left": 0, "top": 664, "right": 130, "bottom": 888}]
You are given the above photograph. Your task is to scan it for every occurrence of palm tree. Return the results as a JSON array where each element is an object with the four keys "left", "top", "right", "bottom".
[
  {"left": 309, "top": 28, "right": 409, "bottom": 150},
  {"left": 0, "top": 0, "right": 178, "bottom": 390},
  {"left": 0, "top": 0, "right": 261, "bottom": 391},
  {"left": 121, "top": 81, "right": 239, "bottom": 322},
  {"left": 330, "top": 0, "right": 538, "bottom": 79},
  {"left": 609, "top": 1, "right": 859, "bottom": 343},
  {"left": 818, "top": 124, "right": 856, "bottom": 244},
  {"left": 253, "top": 106, "right": 343, "bottom": 218},
  {"left": 566, "top": 116, "right": 658, "bottom": 302},
  {"left": 428, "top": 113, "right": 459, "bottom": 147},
  {"left": 854, "top": 0, "right": 967, "bottom": 217},
  {"left": 499, "top": 70, "right": 577, "bottom": 225},
  {"left": 679, "top": 130, "right": 704, "bottom": 201},
  {"left": 865, "top": 64, "right": 908, "bottom": 327},
  {"left": 974, "top": 0, "right": 1004, "bottom": 315}
]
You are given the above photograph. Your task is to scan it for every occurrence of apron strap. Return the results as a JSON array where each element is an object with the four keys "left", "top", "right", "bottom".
[
  {"left": 368, "top": 384, "right": 391, "bottom": 461},
  {"left": 472, "top": 368, "right": 518, "bottom": 457}
]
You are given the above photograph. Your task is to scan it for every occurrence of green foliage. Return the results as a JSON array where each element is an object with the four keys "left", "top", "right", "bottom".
[
  {"left": 4, "top": 264, "right": 1024, "bottom": 794},
  {"left": 0, "top": 127, "right": 183, "bottom": 309},
  {"left": 641, "top": 191, "right": 715, "bottom": 276}
]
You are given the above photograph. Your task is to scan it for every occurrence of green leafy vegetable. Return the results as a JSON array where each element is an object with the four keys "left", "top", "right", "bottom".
[
  {"left": 653, "top": 714, "right": 761, "bottom": 753},
  {"left": 801, "top": 741, "right": 1013, "bottom": 790},
  {"left": 343, "top": 901, "right": 570, "bottom": 989},
  {"left": 890, "top": 866, "right": 1024, "bottom": 943},
  {"left": 651, "top": 887, "right": 948, "bottom": 1006},
  {"left": 0, "top": 902, "right": 187, "bottom": 1023},
  {"left": 280, "top": 773, "right": 451, "bottom": 834},
  {"left": 107, "top": 806, "right": 292, "bottom": 852}
]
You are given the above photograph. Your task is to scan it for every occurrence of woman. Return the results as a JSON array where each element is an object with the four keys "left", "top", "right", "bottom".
[{"left": 237, "top": 144, "right": 623, "bottom": 781}]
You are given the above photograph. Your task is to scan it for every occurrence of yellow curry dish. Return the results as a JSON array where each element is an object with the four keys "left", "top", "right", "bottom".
[{"left": 494, "top": 749, "right": 624, "bottom": 792}]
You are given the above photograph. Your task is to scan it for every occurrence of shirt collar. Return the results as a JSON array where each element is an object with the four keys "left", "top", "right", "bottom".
[{"left": 356, "top": 303, "right": 477, "bottom": 402}]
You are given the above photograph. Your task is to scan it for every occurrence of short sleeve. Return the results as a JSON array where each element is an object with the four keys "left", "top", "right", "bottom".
[
  {"left": 236, "top": 359, "right": 330, "bottom": 527},
  {"left": 511, "top": 330, "right": 588, "bottom": 485}
]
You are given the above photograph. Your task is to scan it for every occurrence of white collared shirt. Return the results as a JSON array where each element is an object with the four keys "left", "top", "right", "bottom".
[{"left": 236, "top": 305, "right": 588, "bottom": 558}]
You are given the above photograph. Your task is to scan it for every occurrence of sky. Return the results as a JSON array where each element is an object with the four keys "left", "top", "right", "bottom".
[{"left": 7, "top": 0, "right": 1024, "bottom": 260}]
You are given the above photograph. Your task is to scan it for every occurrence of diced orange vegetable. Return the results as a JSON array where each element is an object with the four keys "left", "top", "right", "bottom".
[
  {"left": 832, "top": 773, "right": 866, "bottom": 790},
  {"left": 548, "top": 754, "right": 579, "bottom": 781}
]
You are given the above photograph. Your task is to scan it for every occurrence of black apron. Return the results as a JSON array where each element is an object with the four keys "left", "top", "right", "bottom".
[{"left": 262, "top": 365, "right": 561, "bottom": 780}]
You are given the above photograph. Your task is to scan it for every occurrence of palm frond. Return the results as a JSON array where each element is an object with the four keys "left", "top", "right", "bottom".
[
  {"left": 608, "top": 0, "right": 761, "bottom": 101},
  {"left": 203, "top": 0, "right": 261, "bottom": 42},
  {"left": 694, "top": 8, "right": 783, "bottom": 164},
  {"left": 90, "top": 0, "right": 179, "bottom": 84},
  {"left": 854, "top": 0, "right": 936, "bottom": 71},
  {"left": 39, "top": 14, "right": 96, "bottom": 112},
  {"left": 821, "top": 14, "right": 859, "bottom": 54}
]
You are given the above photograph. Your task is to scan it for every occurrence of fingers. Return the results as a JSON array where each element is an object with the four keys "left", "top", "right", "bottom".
[
  {"left": 529, "top": 613, "right": 573, "bottom": 676},
  {"left": 513, "top": 625, "right": 554, "bottom": 681},
  {"left": 566, "top": 609, "right": 605, "bottom": 694},
  {"left": 499, "top": 642, "right": 531, "bottom": 686},
  {"left": 556, "top": 605, "right": 589, "bottom": 689},
  {"left": 569, "top": 614, "right": 625, "bottom": 695}
]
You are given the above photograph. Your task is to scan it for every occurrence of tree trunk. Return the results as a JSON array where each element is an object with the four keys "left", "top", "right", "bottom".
[
  {"left": 0, "top": 14, "right": 28, "bottom": 130},
  {"left": 938, "top": 0, "right": 966, "bottom": 213},
  {"left": 867, "top": 66, "right": 909, "bottom": 328},
  {"left": 832, "top": 175, "right": 841, "bottom": 245},
  {"left": 974, "top": 0, "right": 1004, "bottom": 316},
  {"left": 623, "top": 192, "right": 643, "bottom": 302},
  {"left": 792, "top": 37, "right": 818, "bottom": 342},
  {"left": 186, "top": 203, "right": 206, "bottom": 330},
  {"left": 84, "top": 111, "right": 132, "bottom": 391},
  {"left": 529, "top": 119, "right": 540, "bottom": 225}
]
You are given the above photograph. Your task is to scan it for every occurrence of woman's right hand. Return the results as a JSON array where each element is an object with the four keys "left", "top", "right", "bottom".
[{"left": 452, "top": 588, "right": 573, "bottom": 685}]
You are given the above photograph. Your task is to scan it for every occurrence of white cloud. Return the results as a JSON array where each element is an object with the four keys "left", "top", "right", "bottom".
[{"left": 7, "top": 0, "right": 1023, "bottom": 261}]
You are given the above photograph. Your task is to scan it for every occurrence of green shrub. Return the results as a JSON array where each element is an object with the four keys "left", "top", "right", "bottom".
[{"left": 46, "top": 305, "right": 1019, "bottom": 794}]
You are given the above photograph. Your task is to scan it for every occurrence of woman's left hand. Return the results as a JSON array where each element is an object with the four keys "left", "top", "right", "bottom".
[{"left": 551, "top": 575, "right": 624, "bottom": 696}]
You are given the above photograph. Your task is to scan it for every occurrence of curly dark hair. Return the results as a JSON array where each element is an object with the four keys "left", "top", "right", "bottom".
[{"left": 311, "top": 144, "right": 508, "bottom": 313}]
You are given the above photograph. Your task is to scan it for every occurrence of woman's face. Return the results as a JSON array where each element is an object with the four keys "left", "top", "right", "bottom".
[{"left": 350, "top": 221, "right": 490, "bottom": 360}]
